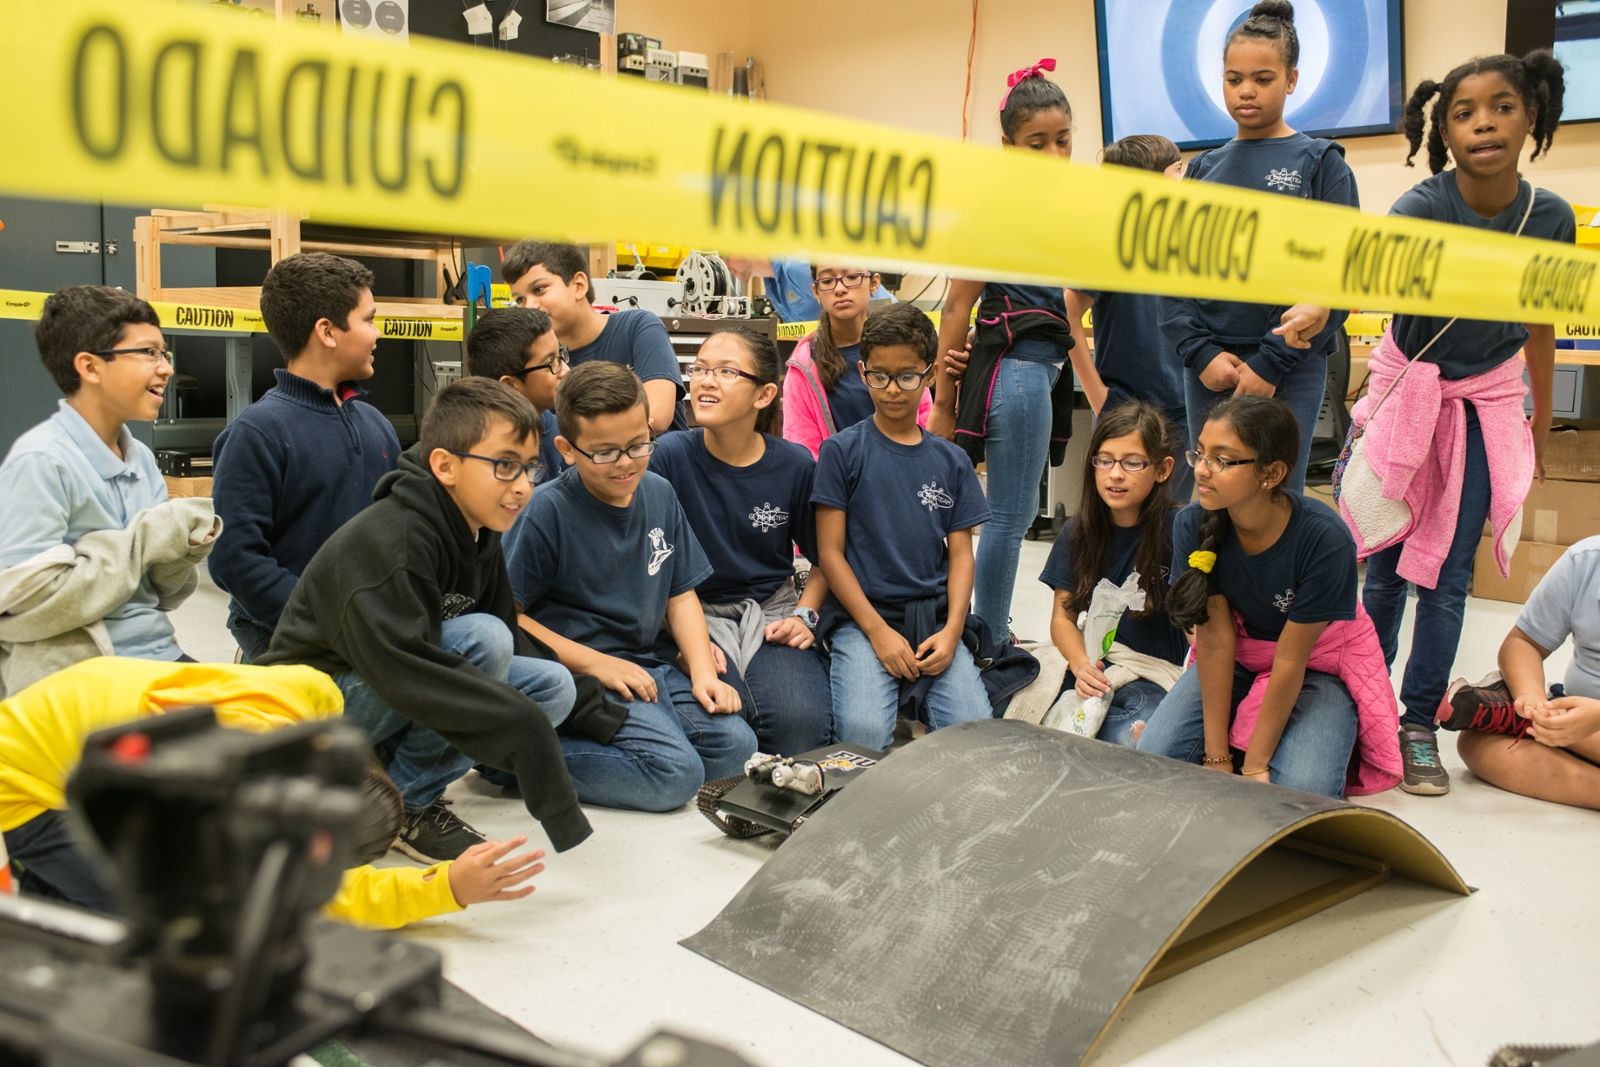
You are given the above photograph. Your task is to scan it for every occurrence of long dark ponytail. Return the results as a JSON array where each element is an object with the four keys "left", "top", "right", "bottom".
[
  {"left": 1067, "top": 402, "right": 1176, "bottom": 619},
  {"left": 1403, "top": 49, "right": 1565, "bottom": 173},
  {"left": 1166, "top": 397, "right": 1301, "bottom": 630},
  {"left": 808, "top": 266, "right": 875, "bottom": 390}
]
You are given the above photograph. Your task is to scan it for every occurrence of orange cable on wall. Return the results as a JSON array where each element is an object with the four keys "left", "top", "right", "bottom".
[{"left": 960, "top": 0, "right": 980, "bottom": 141}]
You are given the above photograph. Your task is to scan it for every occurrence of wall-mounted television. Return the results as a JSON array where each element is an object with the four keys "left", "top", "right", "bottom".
[
  {"left": 1506, "top": 0, "right": 1600, "bottom": 125},
  {"left": 1095, "top": 0, "right": 1406, "bottom": 152}
]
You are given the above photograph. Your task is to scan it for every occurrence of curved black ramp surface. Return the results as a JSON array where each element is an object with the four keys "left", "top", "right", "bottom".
[{"left": 683, "top": 720, "right": 1469, "bottom": 1067}]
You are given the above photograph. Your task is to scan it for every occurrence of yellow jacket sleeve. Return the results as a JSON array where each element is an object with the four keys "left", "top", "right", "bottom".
[{"left": 322, "top": 863, "right": 464, "bottom": 930}]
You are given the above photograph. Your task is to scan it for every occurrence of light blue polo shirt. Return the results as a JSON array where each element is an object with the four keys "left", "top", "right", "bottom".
[
  {"left": 0, "top": 400, "right": 179, "bottom": 660},
  {"left": 1516, "top": 535, "right": 1600, "bottom": 700}
]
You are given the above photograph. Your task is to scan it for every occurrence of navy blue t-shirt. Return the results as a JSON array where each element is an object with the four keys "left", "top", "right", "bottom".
[
  {"left": 1160, "top": 133, "right": 1359, "bottom": 384},
  {"left": 649, "top": 429, "right": 816, "bottom": 605},
  {"left": 1078, "top": 289, "right": 1185, "bottom": 415},
  {"left": 1390, "top": 173, "right": 1575, "bottom": 379},
  {"left": 1170, "top": 494, "right": 1357, "bottom": 641},
  {"left": 1040, "top": 510, "right": 1187, "bottom": 666},
  {"left": 570, "top": 308, "right": 687, "bottom": 429},
  {"left": 982, "top": 282, "right": 1070, "bottom": 364},
  {"left": 505, "top": 468, "right": 711, "bottom": 662},
  {"left": 825, "top": 342, "right": 876, "bottom": 431},
  {"left": 536, "top": 408, "right": 567, "bottom": 487},
  {"left": 812, "top": 420, "right": 989, "bottom": 606}
]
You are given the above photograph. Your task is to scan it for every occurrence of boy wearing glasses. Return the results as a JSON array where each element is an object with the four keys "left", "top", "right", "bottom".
[
  {"left": 501, "top": 240, "right": 686, "bottom": 435},
  {"left": 465, "top": 307, "right": 569, "bottom": 486},
  {"left": 812, "top": 303, "right": 994, "bottom": 749},
  {"left": 506, "top": 362, "right": 756, "bottom": 803},
  {"left": 264, "top": 379, "right": 602, "bottom": 862},
  {"left": 209, "top": 253, "right": 399, "bottom": 662},
  {"left": 0, "top": 286, "right": 217, "bottom": 695}
]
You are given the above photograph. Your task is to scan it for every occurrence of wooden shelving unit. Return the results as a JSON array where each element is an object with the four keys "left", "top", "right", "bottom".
[{"left": 134, "top": 207, "right": 470, "bottom": 320}]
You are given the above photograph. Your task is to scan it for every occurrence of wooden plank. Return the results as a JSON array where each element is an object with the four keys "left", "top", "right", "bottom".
[{"left": 134, "top": 216, "right": 160, "bottom": 300}]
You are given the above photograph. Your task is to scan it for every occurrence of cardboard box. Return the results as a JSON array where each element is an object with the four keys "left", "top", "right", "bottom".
[
  {"left": 1519, "top": 478, "right": 1600, "bottom": 546},
  {"left": 1471, "top": 535, "right": 1566, "bottom": 604},
  {"left": 163, "top": 476, "right": 213, "bottom": 499},
  {"left": 1541, "top": 430, "right": 1600, "bottom": 483}
]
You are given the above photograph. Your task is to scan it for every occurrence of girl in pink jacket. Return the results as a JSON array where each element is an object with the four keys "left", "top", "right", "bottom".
[
  {"left": 1355, "top": 50, "right": 1573, "bottom": 797},
  {"left": 781, "top": 264, "right": 930, "bottom": 458}
]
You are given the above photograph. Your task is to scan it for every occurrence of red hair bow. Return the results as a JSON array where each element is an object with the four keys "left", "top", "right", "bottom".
[{"left": 1000, "top": 57, "right": 1057, "bottom": 112}]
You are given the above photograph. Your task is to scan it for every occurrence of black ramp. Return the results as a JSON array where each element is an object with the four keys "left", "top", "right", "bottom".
[{"left": 683, "top": 720, "right": 1467, "bottom": 1067}]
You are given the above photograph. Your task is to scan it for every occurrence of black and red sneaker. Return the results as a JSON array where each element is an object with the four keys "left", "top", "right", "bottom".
[{"left": 1436, "top": 674, "right": 1530, "bottom": 739}]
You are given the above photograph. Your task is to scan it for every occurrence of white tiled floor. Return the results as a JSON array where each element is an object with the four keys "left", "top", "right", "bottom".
[{"left": 173, "top": 538, "right": 1598, "bottom": 1067}]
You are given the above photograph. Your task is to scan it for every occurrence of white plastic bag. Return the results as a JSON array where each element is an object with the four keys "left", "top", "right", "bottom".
[{"left": 1041, "top": 571, "right": 1146, "bottom": 737}]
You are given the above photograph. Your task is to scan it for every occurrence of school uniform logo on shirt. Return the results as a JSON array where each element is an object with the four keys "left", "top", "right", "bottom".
[
  {"left": 917, "top": 481, "right": 956, "bottom": 511},
  {"left": 748, "top": 502, "right": 789, "bottom": 532},
  {"left": 1265, "top": 168, "right": 1303, "bottom": 193},
  {"left": 1273, "top": 588, "right": 1297, "bottom": 613},
  {"left": 647, "top": 527, "right": 674, "bottom": 576}
]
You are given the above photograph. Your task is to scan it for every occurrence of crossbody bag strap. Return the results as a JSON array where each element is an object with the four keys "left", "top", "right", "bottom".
[{"left": 1366, "top": 180, "right": 1536, "bottom": 421}]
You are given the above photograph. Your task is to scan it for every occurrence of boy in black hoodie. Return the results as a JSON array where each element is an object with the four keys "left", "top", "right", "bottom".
[{"left": 263, "top": 379, "right": 611, "bottom": 862}]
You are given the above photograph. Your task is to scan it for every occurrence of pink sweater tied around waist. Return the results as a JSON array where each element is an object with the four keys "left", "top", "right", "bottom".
[{"left": 1341, "top": 328, "right": 1532, "bottom": 589}]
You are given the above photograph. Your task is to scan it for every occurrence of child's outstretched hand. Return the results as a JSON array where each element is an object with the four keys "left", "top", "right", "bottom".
[
  {"left": 693, "top": 676, "right": 743, "bottom": 715},
  {"left": 870, "top": 626, "right": 921, "bottom": 681},
  {"left": 1527, "top": 696, "right": 1600, "bottom": 748},
  {"left": 914, "top": 630, "right": 959, "bottom": 677},
  {"left": 447, "top": 837, "right": 545, "bottom": 906}
]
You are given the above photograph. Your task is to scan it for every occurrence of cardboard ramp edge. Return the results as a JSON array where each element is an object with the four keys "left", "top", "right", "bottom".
[
  {"left": 1093, "top": 806, "right": 1471, "bottom": 1063},
  {"left": 683, "top": 722, "right": 1471, "bottom": 1067}
]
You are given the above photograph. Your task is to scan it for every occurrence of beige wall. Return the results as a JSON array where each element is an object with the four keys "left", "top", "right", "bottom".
[{"left": 722, "top": 0, "right": 1598, "bottom": 213}]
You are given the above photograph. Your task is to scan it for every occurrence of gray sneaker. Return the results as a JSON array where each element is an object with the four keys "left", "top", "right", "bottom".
[{"left": 1398, "top": 727, "right": 1450, "bottom": 796}]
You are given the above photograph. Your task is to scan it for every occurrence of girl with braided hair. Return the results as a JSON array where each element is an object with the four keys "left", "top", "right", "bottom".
[
  {"left": 1359, "top": 49, "right": 1574, "bottom": 796},
  {"left": 1137, "top": 397, "right": 1401, "bottom": 799}
]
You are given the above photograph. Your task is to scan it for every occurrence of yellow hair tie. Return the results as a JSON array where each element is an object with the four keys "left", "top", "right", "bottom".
[{"left": 1188, "top": 550, "right": 1217, "bottom": 574}]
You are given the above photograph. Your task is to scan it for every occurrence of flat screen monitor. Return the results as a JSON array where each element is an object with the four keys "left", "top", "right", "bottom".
[
  {"left": 1506, "top": 0, "right": 1600, "bottom": 124},
  {"left": 1095, "top": 0, "right": 1406, "bottom": 151}
]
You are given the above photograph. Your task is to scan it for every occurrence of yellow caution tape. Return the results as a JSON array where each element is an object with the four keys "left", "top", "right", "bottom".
[
  {"left": 1, "top": 289, "right": 464, "bottom": 341},
  {"left": 2, "top": 0, "right": 1598, "bottom": 332}
]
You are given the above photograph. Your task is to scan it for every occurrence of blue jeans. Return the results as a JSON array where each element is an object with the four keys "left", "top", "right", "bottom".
[
  {"left": 337, "top": 614, "right": 576, "bottom": 813},
  {"left": 3, "top": 810, "right": 115, "bottom": 913},
  {"left": 1184, "top": 349, "right": 1327, "bottom": 495},
  {"left": 227, "top": 609, "right": 274, "bottom": 664},
  {"left": 1137, "top": 663, "right": 1359, "bottom": 798},
  {"left": 973, "top": 358, "right": 1060, "bottom": 633},
  {"left": 828, "top": 622, "right": 990, "bottom": 750},
  {"left": 722, "top": 642, "right": 834, "bottom": 755},
  {"left": 1165, "top": 406, "right": 1195, "bottom": 503},
  {"left": 1364, "top": 402, "right": 1491, "bottom": 731},
  {"left": 1096, "top": 677, "right": 1169, "bottom": 748},
  {"left": 623, "top": 664, "right": 758, "bottom": 782}
]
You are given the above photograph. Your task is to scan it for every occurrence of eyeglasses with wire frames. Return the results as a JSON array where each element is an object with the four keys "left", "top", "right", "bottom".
[
  {"left": 449, "top": 450, "right": 544, "bottom": 483},
  {"left": 685, "top": 363, "right": 765, "bottom": 386},
  {"left": 93, "top": 342, "right": 174, "bottom": 366},
  {"left": 813, "top": 271, "right": 872, "bottom": 292},
  {"left": 862, "top": 366, "right": 934, "bottom": 391},
  {"left": 510, "top": 347, "right": 569, "bottom": 379},
  {"left": 1184, "top": 448, "right": 1258, "bottom": 474},
  {"left": 568, "top": 440, "right": 658, "bottom": 465},
  {"left": 1090, "top": 454, "right": 1155, "bottom": 473}
]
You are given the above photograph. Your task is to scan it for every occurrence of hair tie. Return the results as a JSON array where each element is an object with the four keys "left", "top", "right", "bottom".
[
  {"left": 999, "top": 57, "right": 1057, "bottom": 112},
  {"left": 1188, "top": 550, "right": 1217, "bottom": 574}
]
